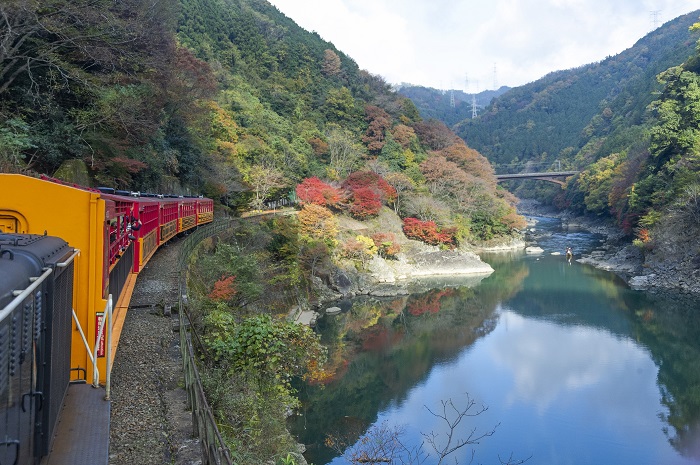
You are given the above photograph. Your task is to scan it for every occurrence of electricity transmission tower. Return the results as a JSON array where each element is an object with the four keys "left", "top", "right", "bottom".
[
  {"left": 471, "top": 79, "right": 480, "bottom": 118},
  {"left": 650, "top": 10, "right": 661, "bottom": 29}
]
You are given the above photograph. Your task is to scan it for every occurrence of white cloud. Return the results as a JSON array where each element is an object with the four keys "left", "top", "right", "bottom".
[{"left": 268, "top": 0, "right": 700, "bottom": 90}]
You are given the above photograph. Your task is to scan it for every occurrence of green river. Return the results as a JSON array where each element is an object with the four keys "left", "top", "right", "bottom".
[{"left": 290, "top": 217, "right": 700, "bottom": 465}]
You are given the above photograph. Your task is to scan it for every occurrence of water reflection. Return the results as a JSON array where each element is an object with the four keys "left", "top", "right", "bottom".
[{"left": 291, "top": 221, "right": 700, "bottom": 465}]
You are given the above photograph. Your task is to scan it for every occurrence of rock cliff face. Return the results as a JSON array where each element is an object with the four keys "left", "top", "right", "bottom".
[
  {"left": 367, "top": 246, "right": 493, "bottom": 282},
  {"left": 309, "top": 208, "right": 499, "bottom": 305},
  {"left": 318, "top": 241, "right": 494, "bottom": 303}
]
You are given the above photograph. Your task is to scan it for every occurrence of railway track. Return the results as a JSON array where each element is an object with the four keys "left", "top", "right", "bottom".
[{"left": 108, "top": 238, "right": 199, "bottom": 465}]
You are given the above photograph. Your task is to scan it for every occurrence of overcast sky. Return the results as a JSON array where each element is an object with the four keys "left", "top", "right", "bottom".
[{"left": 266, "top": 0, "right": 700, "bottom": 91}]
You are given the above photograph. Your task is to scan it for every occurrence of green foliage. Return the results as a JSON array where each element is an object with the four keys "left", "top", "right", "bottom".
[
  {"left": 574, "top": 153, "right": 620, "bottom": 215},
  {"left": 195, "top": 242, "right": 264, "bottom": 308},
  {"left": 204, "top": 313, "right": 326, "bottom": 387},
  {"left": 412, "top": 13, "right": 700, "bottom": 238},
  {"left": 0, "top": 118, "right": 34, "bottom": 169},
  {"left": 455, "top": 12, "right": 699, "bottom": 169},
  {"left": 201, "top": 366, "right": 302, "bottom": 464}
]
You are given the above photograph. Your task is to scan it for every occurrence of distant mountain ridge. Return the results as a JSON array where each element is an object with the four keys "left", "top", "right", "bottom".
[
  {"left": 451, "top": 10, "right": 700, "bottom": 168},
  {"left": 396, "top": 85, "right": 511, "bottom": 127}
]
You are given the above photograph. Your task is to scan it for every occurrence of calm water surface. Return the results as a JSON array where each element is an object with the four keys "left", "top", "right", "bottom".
[{"left": 290, "top": 217, "right": 700, "bottom": 465}]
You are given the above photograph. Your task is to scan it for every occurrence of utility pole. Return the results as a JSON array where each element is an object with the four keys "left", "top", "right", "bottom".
[{"left": 493, "top": 63, "right": 497, "bottom": 90}]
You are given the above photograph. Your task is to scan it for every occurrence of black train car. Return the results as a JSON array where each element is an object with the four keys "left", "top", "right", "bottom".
[{"left": 0, "top": 234, "right": 76, "bottom": 464}]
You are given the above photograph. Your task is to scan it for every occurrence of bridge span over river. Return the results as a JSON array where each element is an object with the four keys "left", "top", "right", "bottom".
[{"left": 495, "top": 170, "right": 579, "bottom": 185}]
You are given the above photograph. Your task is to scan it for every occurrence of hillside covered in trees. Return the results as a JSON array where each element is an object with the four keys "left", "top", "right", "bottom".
[
  {"left": 0, "top": 0, "right": 522, "bottom": 243},
  {"left": 0, "top": 1, "right": 527, "bottom": 462},
  {"left": 456, "top": 11, "right": 700, "bottom": 171},
  {"left": 447, "top": 11, "right": 700, "bottom": 250}
]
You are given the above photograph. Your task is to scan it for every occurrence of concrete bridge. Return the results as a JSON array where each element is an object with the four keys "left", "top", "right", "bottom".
[{"left": 495, "top": 170, "right": 579, "bottom": 186}]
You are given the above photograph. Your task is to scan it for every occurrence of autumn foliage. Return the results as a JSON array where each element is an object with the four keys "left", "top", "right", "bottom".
[
  {"left": 371, "top": 232, "right": 401, "bottom": 258},
  {"left": 208, "top": 275, "right": 237, "bottom": 301},
  {"left": 347, "top": 187, "right": 382, "bottom": 218},
  {"left": 402, "top": 217, "right": 456, "bottom": 247},
  {"left": 406, "top": 289, "right": 454, "bottom": 316},
  {"left": 296, "top": 177, "right": 343, "bottom": 208},
  {"left": 362, "top": 105, "right": 392, "bottom": 153},
  {"left": 297, "top": 203, "right": 339, "bottom": 245},
  {"left": 342, "top": 171, "right": 397, "bottom": 218}
]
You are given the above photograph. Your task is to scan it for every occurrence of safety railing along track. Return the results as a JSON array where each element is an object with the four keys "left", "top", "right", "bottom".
[
  {"left": 177, "top": 209, "right": 295, "bottom": 464},
  {"left": 178, "top": 219, "right": 237, "bottom": 465}
]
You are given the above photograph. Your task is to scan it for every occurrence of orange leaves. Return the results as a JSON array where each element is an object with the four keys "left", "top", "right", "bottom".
[
  {"left": 403, "top": 217, "right": 456, "bottom": 247},
  {"left": 371, "top": 232, "right": 401, "bottom": 258},
  {"left": 208, "top": 275, "right": 237, "bottom": 301},
  {"left": 298, "top": 203, "right": 339, "bottom": 245},
  {"left": 296, "top": 176, "right": 343, "bottom": 207}
]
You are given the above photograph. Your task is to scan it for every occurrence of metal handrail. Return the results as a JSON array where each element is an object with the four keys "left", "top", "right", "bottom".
[
  {"left": 56, "top": 248, "right": 81, "bottom": 268},
  {"left": 0, "top": 267, "right": 53, "bottom": 321},
  {"left": 106, "top": 294, "right": 112, "bottom": 400},
  {"left": 178, "top": 220, "right": 236, "bottom": 465},
  {"left": 2, "top": 244, "right": 79, "bottom": 321},
  {"left": 72, "top": 294, "right": 113, "bottom": 390}
]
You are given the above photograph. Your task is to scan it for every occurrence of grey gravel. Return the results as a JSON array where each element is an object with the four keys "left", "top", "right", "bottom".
[{"left": 109, "top": 240, "right": 201, "bottom": 465}]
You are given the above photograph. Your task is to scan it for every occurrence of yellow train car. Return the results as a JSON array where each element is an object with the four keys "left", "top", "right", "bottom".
[
  {"left": 0, "top": 174, "right": 214, "bottom": 385},
  {"left": 1, "top": 174, "right": 112, "bottom": 384}
]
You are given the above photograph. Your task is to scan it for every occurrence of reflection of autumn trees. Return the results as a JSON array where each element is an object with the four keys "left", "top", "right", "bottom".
[
  {"left": 407, "top": 289, "right": 456, "bottom": 316},
  {"left": 290, "top": 285, "right": 503, "bottom": 463},
  {"left": 631, "top": 295, "right": 700, "bottom": 460},
  {"left": 310, "top": 285, "right": 499, "bottom": 386}
]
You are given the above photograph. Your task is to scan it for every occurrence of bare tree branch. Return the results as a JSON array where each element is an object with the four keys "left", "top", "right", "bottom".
[{"left": 421, "top": 395, "right": 500, "bottom": 465}]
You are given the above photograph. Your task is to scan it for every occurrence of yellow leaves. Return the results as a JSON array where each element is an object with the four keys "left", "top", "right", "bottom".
[
  {"left": 355, "top": 234, "right": 377, "bottom": 255},
  {"left": 297, "top": 204, "right": 339, "bottom": 246},
  {"left": 208, "top": 100, "right": 238, "bottom": 143}
]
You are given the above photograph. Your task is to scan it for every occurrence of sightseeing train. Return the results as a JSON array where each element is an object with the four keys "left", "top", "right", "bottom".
[{"left": 0, "top": 173, "right": 214, "bottom": 464}]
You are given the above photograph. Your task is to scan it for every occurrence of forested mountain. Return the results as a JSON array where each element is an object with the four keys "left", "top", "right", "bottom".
[
  {"left": 1, "top": 0, "right": 523, "bottom": 243},
  {"left": 2, "top": 1, "right": 528, "bottom": 461},
  {"left": 455, "top": 11, "right": 700, "bottom": 169},
  {"left": 396, "top": 85, "right": 510, "bottom": 126},
  {"left": 444, "top": 10, "right": 700, "bottom": 245}
]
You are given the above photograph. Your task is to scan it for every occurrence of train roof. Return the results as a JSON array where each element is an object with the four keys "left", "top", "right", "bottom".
[{"left": 34, "top": 175, "right": 211, "bottom": 202}]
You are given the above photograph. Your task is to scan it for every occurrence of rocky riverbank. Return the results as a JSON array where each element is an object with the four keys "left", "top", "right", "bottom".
[
  {"left": 314, "top": 242, "right": 493, "bottom": 301},
  {"left": 518, "top": 199, "right": 700, "bottom": 295},
  {"left": 296, "top": 210, "right": 498, "bottom": 323},
  {"left": 299, "top": 198, "right": 700, "bottom": 327}
]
